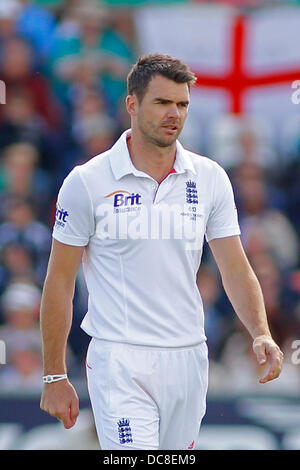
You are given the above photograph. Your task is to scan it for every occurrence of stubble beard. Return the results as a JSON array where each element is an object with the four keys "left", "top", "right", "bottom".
[{"left": 138, "top": 120, "right": 182, "bottom": 148}]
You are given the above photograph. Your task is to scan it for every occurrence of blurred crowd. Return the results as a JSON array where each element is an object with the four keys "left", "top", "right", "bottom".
[{"left": 0, "top": 0, "right": 299, "bottom": 397}]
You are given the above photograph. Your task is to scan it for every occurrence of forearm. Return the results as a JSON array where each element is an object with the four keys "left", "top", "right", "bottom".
[
  {"left": 40, "top": 274, "right": 75, "bottom": 374},
  {"left": 209, "top": 236, "right": 283, "bottom": 383},
  {"left": 221, "top": 260, "right": 272, "bottom": 340}
]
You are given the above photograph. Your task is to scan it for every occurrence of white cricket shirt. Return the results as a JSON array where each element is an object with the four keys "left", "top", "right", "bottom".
[{"left": 52, "top": 129, "right": 240, "bottom": 347}]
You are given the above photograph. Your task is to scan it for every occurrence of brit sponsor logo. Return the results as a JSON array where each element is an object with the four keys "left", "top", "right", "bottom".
[
  {"left": 55, "top": 202, "right": 69, "bottom": 228},
  {"left": 118, "top": 418, "right": 133, "bottom": 444},
  {"left": 105, "top": 190, "right": 142, "bottom": 213},
  {"left": 97, "top": 186, "right": 204, "bottom": 249}
]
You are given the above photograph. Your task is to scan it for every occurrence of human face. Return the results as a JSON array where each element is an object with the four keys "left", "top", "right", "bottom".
[{"left": 131, "top": 75, "right": 190, "bottom": 148}]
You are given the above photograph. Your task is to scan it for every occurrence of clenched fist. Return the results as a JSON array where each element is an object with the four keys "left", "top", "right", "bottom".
[
  {"left": 40, "top": 379, "right": 80, "bottom": 429},
  {"left": 253, "top": 335, "right": 284, "bottom": 384}
]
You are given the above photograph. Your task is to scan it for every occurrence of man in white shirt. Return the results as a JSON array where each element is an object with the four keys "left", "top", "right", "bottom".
[{"left": 40, "top": 53, "right": 283, "bottom": 450}]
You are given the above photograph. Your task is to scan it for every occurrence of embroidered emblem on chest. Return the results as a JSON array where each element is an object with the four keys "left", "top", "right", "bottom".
[{"left": 185, "top": 180, "right": 198, "bottom": 204}]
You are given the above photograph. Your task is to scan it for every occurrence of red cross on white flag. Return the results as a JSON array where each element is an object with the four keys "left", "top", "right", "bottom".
[
  {"left": 135, "top": 5, "right": 300, "bottom": 164},
  {"left": 193, "top": 13, "right": 300, "bottom": 115}
]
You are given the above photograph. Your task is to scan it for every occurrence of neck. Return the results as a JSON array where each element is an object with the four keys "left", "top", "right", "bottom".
[{"left": 127, "top": 130, "right": 176, "bottom": 184}]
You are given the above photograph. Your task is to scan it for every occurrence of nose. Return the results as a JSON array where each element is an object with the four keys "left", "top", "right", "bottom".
[{"left": 166, "top": 103, "right": 180, "bottom": 119}]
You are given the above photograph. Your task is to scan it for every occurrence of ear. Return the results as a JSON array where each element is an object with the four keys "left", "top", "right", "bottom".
[{"left": 126, "top": 94, "right": 139, "bottom": 117}]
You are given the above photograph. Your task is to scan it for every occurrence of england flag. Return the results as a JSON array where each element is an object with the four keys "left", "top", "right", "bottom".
[{"left": 135, "top": 4, "right": 300, "bottom": 168}]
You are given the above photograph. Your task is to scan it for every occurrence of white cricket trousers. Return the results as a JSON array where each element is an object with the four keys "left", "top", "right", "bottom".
[{"left": 86, "top": 338, "right": 209, "bottom": 450}]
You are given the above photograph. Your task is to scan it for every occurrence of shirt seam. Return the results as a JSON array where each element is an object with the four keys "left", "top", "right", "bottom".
[
  {"left": 76, "top": 166, "right": 95, "bottom": 237},
  {"left": 119, "top": 254, "right": 129, "bottom": 338},
  {"left": 206, "top": 227, "right": 241, "bottom": 242},
  {"left": 52, "top": 232, "right": 88, "bottom": 246}
]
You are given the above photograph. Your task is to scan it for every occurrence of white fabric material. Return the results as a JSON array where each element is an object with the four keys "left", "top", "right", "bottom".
[
  {"left": 86, "top": 338, "right": 209, "bottom": 450},
  {"left": 52, "top": 129, "right": 240, "bottom": 348}
]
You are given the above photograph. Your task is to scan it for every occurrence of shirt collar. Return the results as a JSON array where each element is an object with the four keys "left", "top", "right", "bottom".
[
  {"left": 174, "top": 139, "right": 196, "bottom": 175},
  {"left": 109, "top": 129, "right": 196, "bottom": 181}
]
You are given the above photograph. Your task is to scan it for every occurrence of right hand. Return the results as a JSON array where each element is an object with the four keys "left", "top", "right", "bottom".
[{"left": 40, "top": 379, "right": 80, "bottom": 429}]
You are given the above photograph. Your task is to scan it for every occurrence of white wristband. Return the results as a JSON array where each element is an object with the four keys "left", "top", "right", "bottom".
[{"left": 43, "top": 374, "right": 68, "bottom": 384}]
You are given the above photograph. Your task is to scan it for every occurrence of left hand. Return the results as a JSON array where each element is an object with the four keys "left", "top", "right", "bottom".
[{"left": 252, "top": 335, "right": 284, "bottom": 384}]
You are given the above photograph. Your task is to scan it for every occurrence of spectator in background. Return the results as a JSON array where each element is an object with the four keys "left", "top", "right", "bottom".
[
  {"left": 215, "top": 320, "right": 300, "bottom": 396},
  {"left": 0, "top": 143, "right": 54, "bottom": 222},
  {"left": 232, "top": 159, "right": 287, "bottom": 213},
  {"left": 0, "top": 242, "right": 37, "bottom": 299},
  {"left": 0, "top": 280, "right": 41, "bottom": 346},
  {"left": 0, "top": 280, "right": 43, "bottom": 393},
  {"left": 0, "top": 89, "right": 46, "bottom": 150},
  {"left": 197, "top": 264, "right": 227, "bottom": 361},
  {"left": 49, "top": 0, "right": 135, "bottom": 115},
  {"left": 250, "top": 253, "right": 300, "bottom": 350},
  {"left": 0, "top": 0, "right": 56, "bottom": 62},
  {"left": 208, "top": 113, "right": 276, "bottom": 172},
  {"left": 0, "top": 35, "right": 63, "bottom": 129},
  {"left": 0, "top": 279, "right": 77, "bottom": 390},
  {"left": 233, "top": 161, "right": 299, "bottom": 272},
  {"left": 279, "top": 117, "right": 300, "bottom": 238},
  {"left": 71, "top": 88, "right": 116, "bottom": 162},
  {"left": 0, "top": 0, "right": 22, "bottom": 47},
  {"left": 16, "top": 0, "right": 56, "bottom": 61},
  {"left": 0, "top": 338, "right": 43, "bottom": 393},
  {"left": 0, "top": 88, "right": 63, "bottom": 175},
  {"left": 211, "top": 247, "right": 300, "bottom": 395},
  {"left": 0, "top": 196, "right": 52, "bottom": 283}
]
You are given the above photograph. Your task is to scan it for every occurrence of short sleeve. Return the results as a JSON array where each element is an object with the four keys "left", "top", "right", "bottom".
[
  {"left": 52, "top": 166, "right": 94, "bottom": 246},
  {"left": 205, "top": 164, "right": 240, "bottom": 243}
]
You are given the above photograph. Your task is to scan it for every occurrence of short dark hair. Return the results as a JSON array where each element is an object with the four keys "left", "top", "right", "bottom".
[{"left": 127, "top": 53, "right": 196, "bottom": 102}]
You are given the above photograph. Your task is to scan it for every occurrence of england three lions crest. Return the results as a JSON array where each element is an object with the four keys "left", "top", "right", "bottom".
[
  {"left": 118, "top": 418, "right": 133, "bottom": 444},
  {"left": 185, "top": 180, "right": 198, "bottom": 204}
]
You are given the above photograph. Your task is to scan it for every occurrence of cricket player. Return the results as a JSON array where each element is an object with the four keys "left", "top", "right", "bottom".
[{"left": 40, "top": 53, "right": 283, "bottom": 450}]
